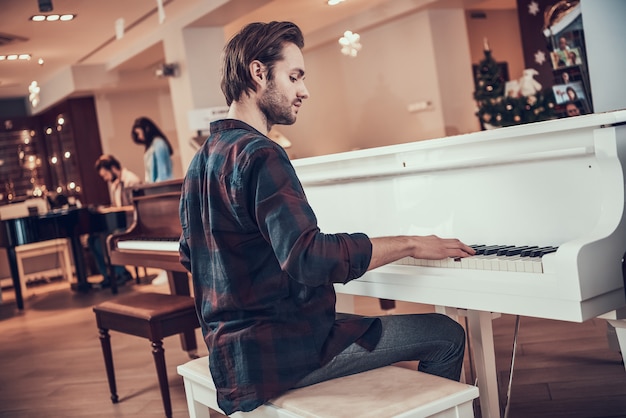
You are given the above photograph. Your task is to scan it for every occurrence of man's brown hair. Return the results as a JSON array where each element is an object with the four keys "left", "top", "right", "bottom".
[{"left": 221, "top": 21, "right": 304, "bottom": 106}]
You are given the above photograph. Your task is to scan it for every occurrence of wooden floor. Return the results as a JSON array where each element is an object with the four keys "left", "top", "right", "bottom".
[{"left": 1, "top": 274, "right": 626, "bottom": 418}]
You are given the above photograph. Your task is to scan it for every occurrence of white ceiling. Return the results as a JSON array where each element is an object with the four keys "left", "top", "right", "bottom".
[{"left": 0, "top": 0, "right": 515, "bottom": 102}]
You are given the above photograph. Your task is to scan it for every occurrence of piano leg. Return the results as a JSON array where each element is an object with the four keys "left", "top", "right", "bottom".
[
  {"left": 167, "top": 270, "right": 198, "bottom": 357},
  {"left": 68, "top": 235, "right": 91, "bottom": 292},
  {"left": 6, "top": 246, "right": 24, "bottom": 310},
  {"left": 466, "top": 309, "right": 502, "bottom": 418},
  {"left": 167, "top": 270, "right": 191, "bottom": 297},
  {"left": 605, "top": 318, "right": 626, "bottom": 371}
]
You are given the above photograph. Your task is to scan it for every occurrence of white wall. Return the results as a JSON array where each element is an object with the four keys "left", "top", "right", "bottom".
[
  {"left": 96, "top": 3, "right": 524, "bottom": 171},
  {"left": 280, "top": 6, "right": 480, "bottom": 160},
  {"left": 93, "top": 87, "right": 183, "bottom": 181}
]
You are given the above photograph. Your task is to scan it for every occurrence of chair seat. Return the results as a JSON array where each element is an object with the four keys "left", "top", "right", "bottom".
[
  {"left": 177, "top": 356, "right": 480, "bottom": 418},
  {"left": 94, "top": 292, "right": 196, "bottom": 320}
]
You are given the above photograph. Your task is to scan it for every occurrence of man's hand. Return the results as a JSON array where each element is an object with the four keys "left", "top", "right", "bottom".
[{"left": 368, "top": 235, "right": 475, "bottom": 271}]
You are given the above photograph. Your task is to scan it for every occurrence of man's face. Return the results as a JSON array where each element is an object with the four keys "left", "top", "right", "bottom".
[
  {"left": 257, "top": 43, "right": 309, "bottom": 127},
  {"left": 98, "top": 167, "right": 117, "bottom": 183},
  {"left": 566, "top": 103, "right": 580, "bottom": 117}
]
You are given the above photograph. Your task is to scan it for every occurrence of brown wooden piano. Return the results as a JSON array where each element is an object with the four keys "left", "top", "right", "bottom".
[{"left": 107, "top": 179, "right": 189, "bottom": 296}]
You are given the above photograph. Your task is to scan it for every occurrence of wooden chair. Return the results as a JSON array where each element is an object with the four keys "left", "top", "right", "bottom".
[
  {"left": 93, "top": 292, "right": 200, "bottom": 418},
  {"left": 177, "top": 356, "right": 480, "bottom": 418}
]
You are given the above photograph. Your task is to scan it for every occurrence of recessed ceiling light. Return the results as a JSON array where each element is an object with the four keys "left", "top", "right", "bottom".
[
  {"left": 327, "top": 0, "right": 345, "bottom": 5},
  {"left": 30, "top": 14, "right": 76, "bottom": 22},
  {"left": 0, "top": 54, "right": 32, "bottom": 61}
]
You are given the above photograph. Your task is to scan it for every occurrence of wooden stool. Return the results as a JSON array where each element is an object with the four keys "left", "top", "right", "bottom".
[
  {"left": 15, "top": 238, "right": 73, "bottom": 298},
  {"left": 93, "top": 292, "right": 200, "bottom": 418},
  {"left": 177, "top": 356, "right": 480, "bottom": 418}
]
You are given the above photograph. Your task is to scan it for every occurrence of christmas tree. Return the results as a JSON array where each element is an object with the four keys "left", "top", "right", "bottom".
[{"left": 474, "top": 39, "right": 556, "bottom": 128}]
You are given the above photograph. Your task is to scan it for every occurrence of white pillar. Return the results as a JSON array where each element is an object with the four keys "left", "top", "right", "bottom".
[{"left": 163, "top": 27, "right": 226, "bottom": 172}]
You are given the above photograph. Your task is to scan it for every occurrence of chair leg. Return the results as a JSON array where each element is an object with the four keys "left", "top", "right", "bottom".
[
  {"left": 151, "top": 339, "right": 172, "bottom": 418},
  {"left": 97, "top": 328, "right": 119, "bottom": 403}
]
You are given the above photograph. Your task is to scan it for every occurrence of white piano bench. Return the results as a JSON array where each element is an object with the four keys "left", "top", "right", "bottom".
[
  {"left": 177, "top": 356, "right": 479, "bottom": 418},
  {"left": 15, "top": 238, "right": 73, "bottom": 299}
]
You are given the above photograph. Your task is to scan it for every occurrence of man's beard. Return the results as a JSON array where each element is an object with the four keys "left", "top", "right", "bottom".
[
  {"left": 258, "top": 79, "right": 297, "bottom": 128},
  {"left": 110, "top": 172, "right": 118, "bottom": 182}
]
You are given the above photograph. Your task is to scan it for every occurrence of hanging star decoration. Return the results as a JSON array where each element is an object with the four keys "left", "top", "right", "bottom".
[
  {"left": 339, "top": 31, "right": 362, "bottom": 57},
  {"left": 534, "top": 50, "right": 546, "bottom": 65},
  {"left": 528, "top": 1, "right": 540, "bottom": 16}
]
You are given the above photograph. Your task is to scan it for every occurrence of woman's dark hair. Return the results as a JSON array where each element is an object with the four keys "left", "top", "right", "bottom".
[
  {"left": 131, "top": 117, "right": 173, "bottom": 155},
  {"left": 566, "top": 86, "right": 578, "bottom": 100},
  {"left": 221, "top": 21, "right": 304, "bottom": 106},
  {"left": 94, "top": 154, "right": 121, "bottom": 172}
]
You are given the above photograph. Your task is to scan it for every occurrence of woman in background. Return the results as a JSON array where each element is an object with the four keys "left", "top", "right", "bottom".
[
  {"left": 131, "top": 117, "right": 174, "bottom": 286},
  {"left": 131, "top": 117, "right": 174, "bottom": 183}
]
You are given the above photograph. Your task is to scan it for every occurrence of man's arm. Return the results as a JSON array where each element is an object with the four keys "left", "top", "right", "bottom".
[{"left": 368, "top": 235, "right": 475, "bottom": 271}]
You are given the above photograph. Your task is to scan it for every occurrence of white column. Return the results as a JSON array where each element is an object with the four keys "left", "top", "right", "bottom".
[{"left": 163, "top": 27, "right": 226, "bottom": 172}]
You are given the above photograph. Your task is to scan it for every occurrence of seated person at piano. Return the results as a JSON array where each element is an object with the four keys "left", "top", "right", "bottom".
[
  {"left": 178, "top": 21, "right": 475, "bottom": 416},
  {"left": 90, "top": 154, "right": 140, "bottom": 288}
]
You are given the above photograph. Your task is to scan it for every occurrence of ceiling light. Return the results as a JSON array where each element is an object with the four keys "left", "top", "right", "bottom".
[
  {"left": 28, "top": 81, "right": 40, "bottom": 108},
  {"left": 339, "top": 31, "right": 362, "bottom": 57},
  {"left": 30, "top": 14, "right": 75, "bottom": 22},
  {"left": 327, "top": 0, "right": 345, "bottom": 5},
  {"left": 0, "top": 54, "right": 31, "bottom": 61}
]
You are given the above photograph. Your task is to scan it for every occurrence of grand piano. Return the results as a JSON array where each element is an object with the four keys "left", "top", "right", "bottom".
[
  {"left": 108, "top": 110, "right": 626, "bottom": 418},
  {"left": 0, "top": 205, "right": 130, "bottom": 309}
]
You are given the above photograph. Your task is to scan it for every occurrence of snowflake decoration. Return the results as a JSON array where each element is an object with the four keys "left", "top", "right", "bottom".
[
  {"left": 534, "top": 50, "right": 546, "bottom": 65},
  {"left": 339, "top": 31, "right": 362, "bottom": 57},
  {"left": 528, "top": 1, "right": 539, "bottom": 16}
]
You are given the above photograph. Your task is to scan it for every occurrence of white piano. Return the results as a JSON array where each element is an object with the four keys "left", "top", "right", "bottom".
[
  {"left": 291, "top": 110, "right": 626, "bottom": 418},
  {"left": 111, "top": 111, "right": 626, "bottom": 418}
]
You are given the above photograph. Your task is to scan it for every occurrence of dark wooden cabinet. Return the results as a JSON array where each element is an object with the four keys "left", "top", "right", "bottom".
[{"left": 0, "top": 96, "right": 109, "bottom": 208}]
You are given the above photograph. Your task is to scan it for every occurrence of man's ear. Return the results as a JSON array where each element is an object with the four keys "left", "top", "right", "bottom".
[{"left": 249, "top": 60, "right": 266, "bottom": 88}]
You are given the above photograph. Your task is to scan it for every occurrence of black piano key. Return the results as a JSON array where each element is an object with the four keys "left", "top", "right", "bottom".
[
  {"left": 474, "top": 245, "right": 503, "bottom": 255},
  {"left": 532, "top": 247, "right": 558, "bottom": 257},
  {"left": 521, "top": 246, "right": 548, "bottom": 257},
  {"left": 528, "top": 246, "right": 558, "bottom": 257},
  {"left": 504, "top": 245, "right": 538, "bottom": 256},
  {"left": 483, "top": 245, "right": 515, "bottom": 255}
]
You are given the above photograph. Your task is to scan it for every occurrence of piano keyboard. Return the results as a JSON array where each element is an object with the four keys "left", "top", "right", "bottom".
[
  {"left": 395, "top": 245, "right": 558, "bottom": 273},
  {"left": 117, "top": 239, "right": 179, "bottom": 252}
]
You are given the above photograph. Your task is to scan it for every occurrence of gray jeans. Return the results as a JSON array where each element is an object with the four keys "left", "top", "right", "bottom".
[{"left": 294, "top": 312, "right": 465, "bottom": 388}]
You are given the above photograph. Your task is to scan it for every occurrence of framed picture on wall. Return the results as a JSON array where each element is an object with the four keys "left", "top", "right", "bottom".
[{"left": 552, "top": 81, "right": 586, "bottom": 104}]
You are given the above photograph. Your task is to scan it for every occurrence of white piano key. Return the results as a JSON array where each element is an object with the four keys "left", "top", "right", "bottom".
[{"left": 117, "top": 240, "right": 179, "bottom": 252}]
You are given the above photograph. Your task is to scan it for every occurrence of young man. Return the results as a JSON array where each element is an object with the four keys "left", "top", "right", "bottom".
[
  {"left": 179, "top": 21, "right": 475, "bottom": 415},
  {"left": 91, "top": 154, "right": 141, "bottom": 287},
  {"left": 95, "top": 154, "right": 142, "bottom": 207}
]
